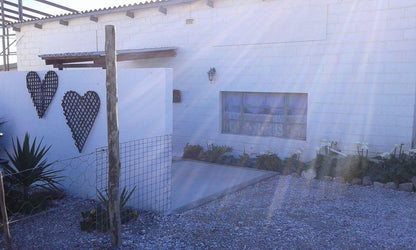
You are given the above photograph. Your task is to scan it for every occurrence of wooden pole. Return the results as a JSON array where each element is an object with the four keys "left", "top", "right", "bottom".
[
  {"left": 0, "top": 172, "right": 12, "bottom": 250},
  {"left": 105, "top": 25, "right": 121, "bottom": 248}
]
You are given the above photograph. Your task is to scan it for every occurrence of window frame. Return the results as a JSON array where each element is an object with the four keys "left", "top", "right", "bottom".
[{"left": 221, "top": 91, "right": 307, "bottom": 140}]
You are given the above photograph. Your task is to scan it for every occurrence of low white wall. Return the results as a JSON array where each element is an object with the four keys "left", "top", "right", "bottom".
[{"left": 0, "top": 69, "right": 172, "bottom": 208}]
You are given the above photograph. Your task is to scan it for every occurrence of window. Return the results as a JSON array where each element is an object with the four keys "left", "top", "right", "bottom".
[{"left": 222, "top": 92, "right": 307, "bottom": 140}]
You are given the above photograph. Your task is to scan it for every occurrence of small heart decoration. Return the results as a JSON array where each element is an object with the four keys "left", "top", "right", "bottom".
[
  {"left": 26, "top": 71, "right": 58, "bottom": 118},
  {"left": 62, "top": 91, "right": 100, "bottom": 153}
]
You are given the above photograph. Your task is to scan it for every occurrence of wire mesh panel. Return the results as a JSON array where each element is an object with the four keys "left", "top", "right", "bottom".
[{"left": 96, "top": 135, "right": 172, "bottom": 214}]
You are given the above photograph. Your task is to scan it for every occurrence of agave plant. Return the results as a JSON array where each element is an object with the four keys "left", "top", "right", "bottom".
[
  {"left": 97, "top": 186, "right": 136, "bottom": 210},
  {"left": 1, "top": 133, "right": 62, "bottom": 200}
]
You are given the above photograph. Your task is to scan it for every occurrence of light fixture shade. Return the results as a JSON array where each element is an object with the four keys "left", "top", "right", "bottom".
[{"left": 207, "top": 67, "right": 216, "bottom": 82}]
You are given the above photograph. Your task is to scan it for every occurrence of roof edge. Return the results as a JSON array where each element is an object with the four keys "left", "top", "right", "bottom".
[{"left": 9, "top": 0, "right": 198, "bottom": 28}]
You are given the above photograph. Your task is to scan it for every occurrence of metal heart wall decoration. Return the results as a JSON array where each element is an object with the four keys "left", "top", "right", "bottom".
[
  {"left": 26, "top": 71, "right": 59, "bottom": 118},
  {"left": 62, "top": 91, "right": 100, "bottom": 153}
]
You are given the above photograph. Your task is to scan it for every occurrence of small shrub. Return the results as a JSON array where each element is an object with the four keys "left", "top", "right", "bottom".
[
  {"left": 2, "top": 189, "right": 64, "bottom": 215},
  {"left": 254, "top": 153, "right": 281, "bottom": 172},
  {"left": 238, "top": 151, "right": 252, "bottom": 168},
  {"left": 205, "top": 144, "right": 233, "bottom": 163},
  {"left": 215, "top": 153, "right": 238, "bottom": 165},
  {"left": 340, "top": 155, "right": 369, "bottom": 182},
  {"left": 80, "top": 186, "right": 137, "bottom": 232},
  {"left": 281, "top": 154, "right": 306, "bottom": 175},
  {"left": 307, "top": 154, "right": 340, "bottom": 179},
  {"left": 366, "top": 154, "right": 416, "bottom": 184},
  {"left": 1, "top": 133, "right": 63, "bottom": 201},
  {"left": 182, "top": 143, "right": 203, "bottom": 160}
]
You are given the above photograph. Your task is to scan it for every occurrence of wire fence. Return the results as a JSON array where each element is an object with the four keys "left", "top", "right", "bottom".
[
  {"left": 96, "top": 135, "right": 172, "bottom": 214},
  {"left": 1, "top": 134, "right": 172, "bottom": 247}
]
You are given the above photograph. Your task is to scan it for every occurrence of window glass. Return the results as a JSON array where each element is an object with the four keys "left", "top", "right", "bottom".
[{"left": 222, "top": 91, "right": 307, "bottom": 140}]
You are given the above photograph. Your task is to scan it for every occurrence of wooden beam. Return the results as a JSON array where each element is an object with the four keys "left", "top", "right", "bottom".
[
  {"left": 34, "top": 23, "right": 42, "bottom": 29},
  {"left": 126, "top": 10, "right": 134, "bottom": 18},
  {"left": 53, "top": 63, "right": 102, "bottom": 69},
  {"left": 43, "top": 55, "right": 102, "bottom": 65},
  {"left": 105, "top": 24, "right": 122, "bottom": 248},
  {"left": 59, "top": 19, "right": 69, "bottom": 26},
  {"left": 0, "top": 172, "right": 12, "bottom": 250},
  {"left": 117, "top": 50, "right": 176, "bottom": 61},
  {"left": 89, "top": 16, "right": 98, "bottom": 22},
  {"left": 206, "top": 0, "right": 214, "bottom": 8},
  {"left": 158, "top": 6, "right": 167, "bottom": 15}
]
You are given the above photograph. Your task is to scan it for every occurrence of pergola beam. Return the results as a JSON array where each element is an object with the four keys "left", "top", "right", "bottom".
[
  {"left": 34, "top": 0, "right": 78, "bottom": 13},
  {"left": 2, "top": 14, "right": 19, "bottom": 21},
  {"left": 3, "top": 0, "right": 52, "bottom": 17},
  {"left": 2, "top": 7, "right": 37, "bottom": 19}
]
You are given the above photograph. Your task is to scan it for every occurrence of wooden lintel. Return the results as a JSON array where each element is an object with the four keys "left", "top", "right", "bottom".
[
  {"left": 126, "top": 10, "right": 134, "bottom": 18},
  {"left": 59, "top": 19, "right": 69, "bottom": 26},
  {"left": 53, "top": 63, "right": 103, "bottom": 69},
  {"left": 34, "top": 23, "right": 42, "bottom": 29},
  {"left": 44, "top": 55, "right": 102, "bottom": 65},
  {"left": 90, "top": 16, "right": 98, "bottom": 22},
  {"left": 158, "top": 6, "right": 167, "bottom": 15},
  {"left": 12, "top": 26, "right": 21, "bottom": 32},
  {"left": 117, "top": 50, "right": 176, "bottom": 61},
  {"left": 93, "top": 58, "right": 106, "bottom": 66},
  {"left": 206, "top": 0, "right": 214, "bottom": 8}
]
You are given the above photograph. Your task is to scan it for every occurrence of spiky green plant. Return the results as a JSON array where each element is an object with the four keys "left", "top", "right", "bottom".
[
  {"left": 97, "top": 186, "right": 136, "bottom": 211},
  {"left": 1, "top": 133, "right": 62, "bottom": 200}
]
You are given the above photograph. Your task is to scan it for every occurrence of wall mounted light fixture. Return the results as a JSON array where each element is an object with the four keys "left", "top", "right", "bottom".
[{"left": 207, "top": 67, "right": 216, "bottom": 82}]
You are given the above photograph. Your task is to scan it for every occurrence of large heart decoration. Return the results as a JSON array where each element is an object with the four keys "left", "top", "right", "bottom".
[
  {"left": 26, "top": 71, "right": 59, "bottom": 118},
  {"left": 62, "top": 91, "right": 100, "bottom": 153}
]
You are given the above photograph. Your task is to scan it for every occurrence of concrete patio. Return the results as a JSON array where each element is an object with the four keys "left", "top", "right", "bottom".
[{"left": 169, "top": 159, "right": 277, "bottom": 214}]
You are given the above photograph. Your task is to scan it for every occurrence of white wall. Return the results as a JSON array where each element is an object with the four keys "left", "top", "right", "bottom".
[
  {"left": 15, "top": 0, "right": 416, "bottom": 160},
  {"left": 0, "top": 69, "right": 172, "bottom": 207}
]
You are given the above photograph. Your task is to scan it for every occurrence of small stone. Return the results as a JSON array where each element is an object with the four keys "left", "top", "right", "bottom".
[
  {"left": 323, "top": 176, "right": 333, "bottom": 182},
  {"left": 291, "top": 172, "right": 300, "bottom": 178},
  {"left": 398, "top": 183, "right": 414, "bottom": 192},
  {"left": 412, "top": 176, "right": 416, "bottom": 189},
  {"left": 384, "top": 182, "right": 398, "bottom": 190},
  {"left": 334, "top": 176, "right": 345, "bottom": 184},
  {"left": 362, "top": 176, "right": 373, "bottom": 186},
  {"left": 301, "top": 168, "right": 316, "bottom": 180},
  {"left": 373, "top": 182, "right": 384, "bottom": 188},
  {"left": 351, "top": 178, "right": 362, "bottom": 185}
]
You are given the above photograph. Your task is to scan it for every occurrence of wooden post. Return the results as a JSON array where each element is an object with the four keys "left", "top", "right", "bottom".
[
  {"left": 0, "top": 172, "right": 12, "bottom": 250},
  {"left": 105, "top": 25, "right": 121, "bottom": 248}
]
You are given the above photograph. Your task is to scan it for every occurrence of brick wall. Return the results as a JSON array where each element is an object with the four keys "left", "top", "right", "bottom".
[{"left": 16, "top": 0, "right": 416, "bottom": 159}]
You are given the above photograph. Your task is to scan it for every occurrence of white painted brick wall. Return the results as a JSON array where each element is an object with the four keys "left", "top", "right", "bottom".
[{"left": 15, "top": 0, "right": 416, "bottom": 160}]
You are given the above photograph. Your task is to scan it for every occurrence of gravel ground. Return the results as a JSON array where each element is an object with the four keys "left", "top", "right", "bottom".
[{"left": 1, "top": 174, "right": 416, "bottom": 249}]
